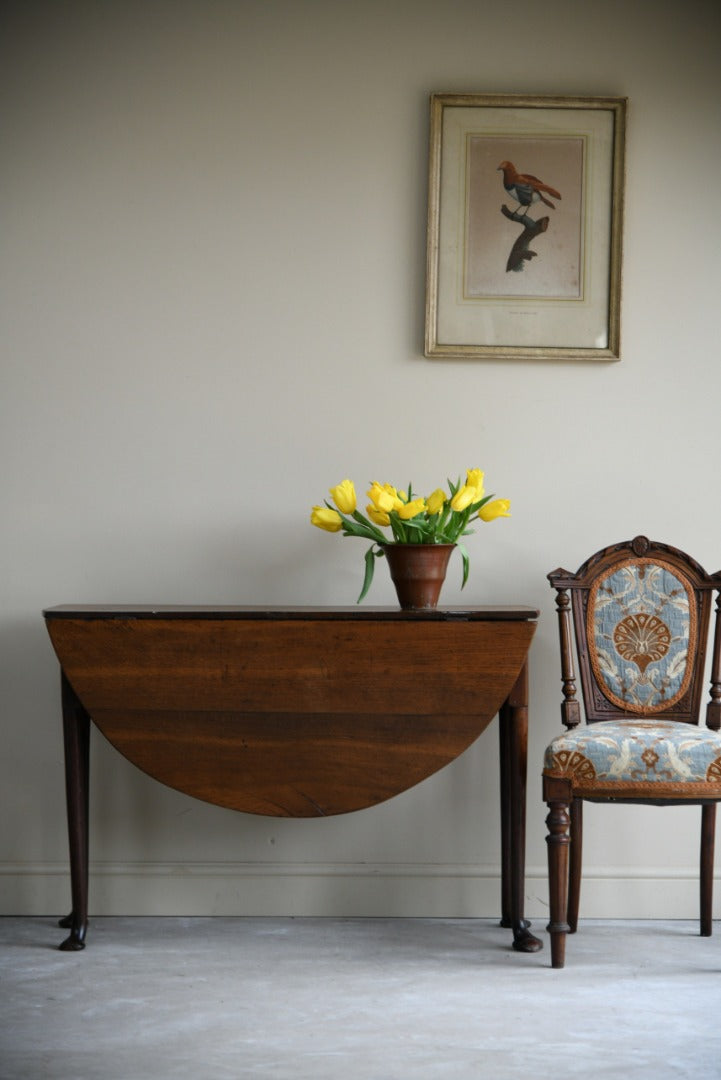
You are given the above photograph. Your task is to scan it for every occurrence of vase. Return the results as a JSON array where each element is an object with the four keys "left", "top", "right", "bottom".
[{"left": 381, "top": 543, "right": 455, "bottom": 610}]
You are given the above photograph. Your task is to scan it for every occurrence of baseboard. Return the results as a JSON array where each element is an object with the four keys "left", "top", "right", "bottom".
[{"left": 1, "top": 860, "right": 717, "bottom": 920}]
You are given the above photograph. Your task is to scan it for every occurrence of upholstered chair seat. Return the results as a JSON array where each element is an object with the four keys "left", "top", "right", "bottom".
[
  {"left": 543, "top": 536, "right": 721, "bottom": 968},
  {"left": 544, "top": 720, "right": 721, "bottom": 797}
]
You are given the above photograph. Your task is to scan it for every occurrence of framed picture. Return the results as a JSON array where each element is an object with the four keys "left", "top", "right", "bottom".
[{"left": 424, "top": 94, "right": 626, "bottom": 361}]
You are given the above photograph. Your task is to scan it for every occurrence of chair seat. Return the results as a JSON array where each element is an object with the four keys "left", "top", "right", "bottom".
[{"left": 543, "top": 720, "right": 721, "bottom": 797}]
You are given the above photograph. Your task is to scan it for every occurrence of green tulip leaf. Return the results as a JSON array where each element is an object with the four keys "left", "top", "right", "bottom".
[
  {"left": 357, "top": 545, "right": 377, "bottom": 604},
  {"left": 458, "top": 543, "right": 470, "bottom": 589}
]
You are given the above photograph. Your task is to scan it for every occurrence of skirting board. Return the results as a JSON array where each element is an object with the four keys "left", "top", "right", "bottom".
[{"left": 1, "top": 862, "right": 717, "bottom": 920}]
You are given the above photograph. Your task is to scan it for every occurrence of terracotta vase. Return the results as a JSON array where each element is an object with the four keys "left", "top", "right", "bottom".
[{"left": 381, "top": 543, "right": 455, "bottom": 610}]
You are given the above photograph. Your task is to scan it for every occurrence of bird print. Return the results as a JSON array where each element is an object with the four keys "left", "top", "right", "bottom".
[
  {"left": 498, "top": 160, "right": 561, "bottom": 215},
  {"left": 603, "top": 736, "right": 633, "bottom": 780}
]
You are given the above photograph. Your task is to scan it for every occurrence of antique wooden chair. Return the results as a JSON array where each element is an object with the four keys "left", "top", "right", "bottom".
[{"left": 543, "top": 535, "right": 721, "bottom": 968}]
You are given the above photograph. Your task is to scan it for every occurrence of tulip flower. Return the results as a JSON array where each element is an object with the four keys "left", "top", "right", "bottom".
[
  {"left": 465, "top": 468, "right": 485, "bottom": 500},
  {"left": 367, "top": 504, "right": 390, "bottom": 527},
  {"left": 397, "top": 497, "right": 426, "bottom": 520},
  {"left": 329, "top": 479, "right": 356, "bottom": 515},
  {"left": 367, "top": 482, "right": 396, "bottom": 514},
  {"left": 383, "top": 484, "right": 405, "bottom": 511},
  {"left": 479, "top": 498, "right": 511, "bottom": 522},
  {"left": 426, "top": 488, "right": 446, "bottom": 515},
  {"left": 450, "top": 484, "right": 476, "bottom": 512},
  {"left": 311, "top": 506, "right": 343, "bottom": 532}
]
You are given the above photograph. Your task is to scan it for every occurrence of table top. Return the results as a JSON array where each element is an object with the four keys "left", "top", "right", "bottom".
[
  {"left": 44, "top": 604, "right": 539, "bottom": 621},
  {"left": 46, "top": 604, "right": 538, "bottom": 816}
]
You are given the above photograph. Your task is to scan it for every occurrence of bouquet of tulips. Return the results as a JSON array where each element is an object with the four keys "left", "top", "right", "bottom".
[{"left": 311, "top": 468, "right": 510, "bottom": 602}]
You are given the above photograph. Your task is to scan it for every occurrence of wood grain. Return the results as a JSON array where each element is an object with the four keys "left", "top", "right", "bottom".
[{"left": 46, "top": 609, "right": 537, "bottom": 817}]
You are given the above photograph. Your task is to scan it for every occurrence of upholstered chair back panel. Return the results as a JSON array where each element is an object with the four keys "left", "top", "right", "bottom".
[{"left": 587, "top": 558, "right": 696, "bottom": 716}]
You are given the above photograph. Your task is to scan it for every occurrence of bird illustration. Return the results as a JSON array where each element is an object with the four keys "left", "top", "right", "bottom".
[{"left": 497, "top": 160, "right": 561, "bottom": 214}]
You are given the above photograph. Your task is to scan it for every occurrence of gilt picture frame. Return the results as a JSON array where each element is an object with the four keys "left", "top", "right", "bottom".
[{"left": 424, "top": 94, "right": 626, "bottom": 361}]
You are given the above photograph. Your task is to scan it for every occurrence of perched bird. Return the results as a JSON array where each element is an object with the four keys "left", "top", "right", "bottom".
[{"left": 497, "top": 160, "right": 561, "bottom": 214}]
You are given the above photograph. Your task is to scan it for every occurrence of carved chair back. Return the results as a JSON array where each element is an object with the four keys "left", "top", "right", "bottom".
[{"left": 548, "top": 536, "right": 721, "bottom": 732}]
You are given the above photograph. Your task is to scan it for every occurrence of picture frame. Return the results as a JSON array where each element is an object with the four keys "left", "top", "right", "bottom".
[{"left": 424, "top": 94, "right": 626, "bottom": 361}]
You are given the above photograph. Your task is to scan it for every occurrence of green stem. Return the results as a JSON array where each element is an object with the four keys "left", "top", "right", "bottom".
[{"left": 350, "top": 509, "right": 388, "bottom": 545}]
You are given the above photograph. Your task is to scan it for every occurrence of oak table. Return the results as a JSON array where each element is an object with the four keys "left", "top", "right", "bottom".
[{"left": 43, "top": 605, "right": 540, "bottom": 953}]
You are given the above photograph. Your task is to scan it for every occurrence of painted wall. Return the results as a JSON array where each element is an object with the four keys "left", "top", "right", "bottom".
[{"left": 3, "top": 0, "right": 721, "bottom": 920}]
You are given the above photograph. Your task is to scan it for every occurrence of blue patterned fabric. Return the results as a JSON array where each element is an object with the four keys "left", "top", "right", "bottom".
[
  {"left": 588, "top": 560, "right": 695, "bottom": 714},
  {"left": 544, "top": 720, "right": 721, "bottom": 796}
]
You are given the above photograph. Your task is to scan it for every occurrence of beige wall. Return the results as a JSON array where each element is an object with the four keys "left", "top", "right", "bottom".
[{"left": 3, "top": 0, "right": 721, "bottom": 920}]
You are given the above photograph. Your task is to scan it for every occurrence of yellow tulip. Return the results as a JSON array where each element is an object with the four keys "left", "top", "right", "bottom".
[
  {"left": 367, "top": 482, "right": 396, "bottom": 514},
  {"left": 397, "top": 497, "right": 426, "bottom": 520},
  {"left": 450, "top": 484, "right": 475, "bottom": 512},
  {"left": 426, "top": 488, "right": 446, "bottom": 515},
  {"left": 382, "top": 483, "right": 405, "bottom": 511},
  {"left": 466, "top": 468, "right": 485, "bottom": 500},
  {"left": 366, "top": 504, "right": 390, "bottom": 527},
  {"left": 329, "top": 478, "right": 356, "bottom": 515},
  {"left": 479, "top": 498, "right": 511, "bottom": 522},
  {"left": 310, "top": 506, "right": 343, "bottom": 532}
]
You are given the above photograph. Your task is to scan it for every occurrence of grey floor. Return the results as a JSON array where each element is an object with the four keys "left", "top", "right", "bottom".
[{"left": 2, "top": 917, "right": 721, "bottom": 1080}]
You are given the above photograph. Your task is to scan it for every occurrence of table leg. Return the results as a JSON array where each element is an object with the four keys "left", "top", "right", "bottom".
[
  {"left": 498, "top": 703, "right": 512, "bottom": 929},
  {"left": 499, "top": 661, "right": 542, "bottom": 953},
  {"left": 59, "top": 671, "right": 90, "bottom": 950}
]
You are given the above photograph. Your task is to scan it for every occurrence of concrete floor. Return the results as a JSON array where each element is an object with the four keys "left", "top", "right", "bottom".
[{"left": 2, "top": 917, "right": 721, "bottom": 1079}]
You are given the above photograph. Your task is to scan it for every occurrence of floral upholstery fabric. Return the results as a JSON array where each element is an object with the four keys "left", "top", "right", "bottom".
[
  {"left": 588, "top": 559, "right": 696, "bottom": 715},
  {"left": 543, "top": 720, "right": 721, "bottom": 797}
]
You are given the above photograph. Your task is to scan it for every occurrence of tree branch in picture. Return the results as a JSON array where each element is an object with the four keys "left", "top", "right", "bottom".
[{"left": 501, "top": 206, "right": 549, "bottom": 273}]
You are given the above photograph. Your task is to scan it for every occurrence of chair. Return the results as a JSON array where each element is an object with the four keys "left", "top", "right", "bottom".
[{"left": 543, "top": 535, "right": 721, "bottom": 968}]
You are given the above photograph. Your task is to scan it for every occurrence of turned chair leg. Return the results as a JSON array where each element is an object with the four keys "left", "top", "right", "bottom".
[
  {"left": 546, "top": 797, "right": 571, "bottom": 968},
  {"left": 568, "top": 798, "right": 583, "bottom": 934},
  {"left": 700, "top": 803, "right": 716, "bottom": 937}
]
